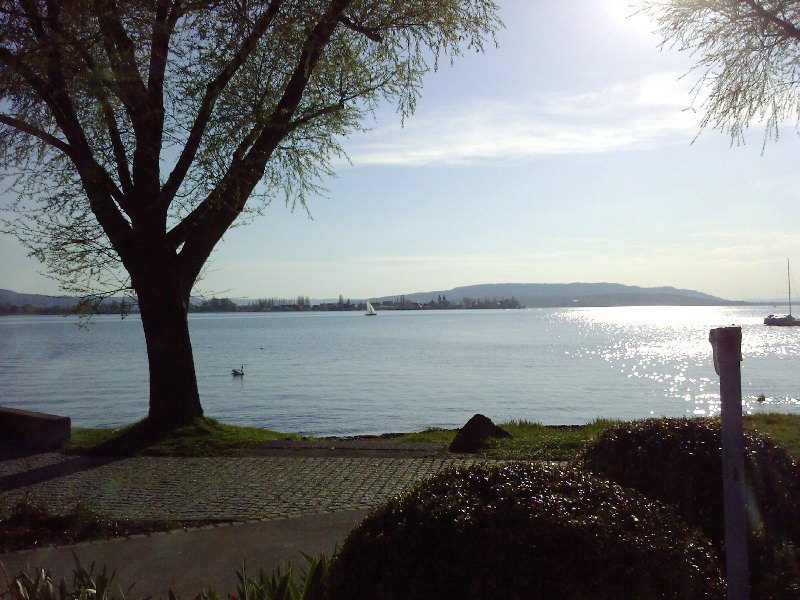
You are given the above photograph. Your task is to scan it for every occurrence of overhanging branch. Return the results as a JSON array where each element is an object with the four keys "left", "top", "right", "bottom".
[
  {"left": 0, "top": 113, "right": 73, "bottom": 154},
  {"left": 91, "top": 0, "right": 148, "bottom": 111},
  {"left": 743, "top": 0, "right": 800, "bottom": 41},
  {"left": 159, "top": 0, "right": 285, "bottom": 210},
  {"left": 170, "top": 0, "right": 353, "bottom": 278},
  {"left": 43, "top": 11, "right": 135, "bottom": 196},
  {"left": 339, "top": 15, "right": 383, "bottom": 42}
]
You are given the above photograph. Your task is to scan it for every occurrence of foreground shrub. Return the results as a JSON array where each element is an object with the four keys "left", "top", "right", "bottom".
[
  {"left": 327, "top": 463, "right": 724, "bottom": 600},
  {"left": 578, "top": 418, "right": 800, "bottom": 599},
  {"left": 0, "top": 495, "right": 229, "bottom": 553},
  {"left": 0, "top": 496, "right": 107, "bottom": 553}
]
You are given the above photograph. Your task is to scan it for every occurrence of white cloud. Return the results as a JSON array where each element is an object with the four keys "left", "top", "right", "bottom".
[{"left": 344, "top": 72, "right": 702, "bottom": 166}]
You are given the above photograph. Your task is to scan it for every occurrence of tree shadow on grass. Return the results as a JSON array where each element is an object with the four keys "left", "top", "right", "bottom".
[{"left": 67, "top": 418, "right": 176, "bottom": 457}]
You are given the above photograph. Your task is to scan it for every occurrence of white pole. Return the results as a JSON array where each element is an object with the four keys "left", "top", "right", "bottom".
[{"left": 709, "top": 326, "right": 749, "bottom": 600}]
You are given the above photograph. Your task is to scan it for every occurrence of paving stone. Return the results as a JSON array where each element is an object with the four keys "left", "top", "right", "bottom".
[{"left": 0, "top": 454, "right": 490, "bottom": 520}]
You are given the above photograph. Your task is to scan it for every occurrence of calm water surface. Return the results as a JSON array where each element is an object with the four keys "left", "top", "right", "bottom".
[{"left": 1, "top": 307, "right": 797, "bottom": 435}]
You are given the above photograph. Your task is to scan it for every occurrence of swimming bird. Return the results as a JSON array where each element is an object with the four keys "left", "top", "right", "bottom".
[{"left": 231, "top": 365, "right": 244, "bottom": 377}]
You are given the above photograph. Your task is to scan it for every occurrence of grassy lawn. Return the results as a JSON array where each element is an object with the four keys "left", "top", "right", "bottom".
[
  {"left": 395, "top": 414, "right": 800, "bottom": 460},
  {"left": 745, "top": 413, "right": 800, "bottom": 457},
  {"left": 67, "top": 413, "right": 800, "bottom": 461},
  {"left": 482, "top": 419, "right": 620, "bottom": 461},
  {"left": 68, "top": 417, "right": 615, "bottom": 460},
  {"left": 390, "top": 419, "right": 619, "bottom": 461},
  {"left": 68, "top": 417, "right": 305, "bottom": 456}
]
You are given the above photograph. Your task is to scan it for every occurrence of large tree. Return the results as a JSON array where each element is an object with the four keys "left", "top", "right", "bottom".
[
  {"left": 641, "top": 0, "right": 800, "bottom": 143},
  {"left": 0, "top": 0, "right": 500, "bottom": 430}
]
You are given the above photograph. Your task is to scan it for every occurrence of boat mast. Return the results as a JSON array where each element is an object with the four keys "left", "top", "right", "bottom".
[{"left": 789, "top": 258, "right": 793, "bottom": 316}]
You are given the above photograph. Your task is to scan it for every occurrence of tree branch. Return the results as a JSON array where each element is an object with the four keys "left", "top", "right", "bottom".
[
  {"left": 229, "top": 100, "right": 344, "bottom": 164},
  {"left": 148, "top": 0, "right": 183, "bottom": 108},
  {"left": 159, "top": 0, "right": 284, "bottom": 210},
  {"left": 91, "top": 0, "right": 147, "bottom": 110},
  {"left": 742, "top": 0, "right": 800, "bottom": 41},
  {"left": 0, "top": 45, "right": 132, "bottom": 253},
  {"left": 0, "top": 113, "right": 73, "bottom": 154},
  {"left": 338, "top": 15, "right": 383, "bottom": 42},
  {"left": 170, "top": 0, "right": 353, "bottom": 276},
  {"left": 19, "top": 0, "right": 47, "bottom": 39},
  {"left": 40, "top": 7, "right": 135, "bottom": 196}
]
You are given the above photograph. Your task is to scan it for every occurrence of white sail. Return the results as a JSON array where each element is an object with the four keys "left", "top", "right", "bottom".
[
  {"left": 764, "top": 258, "right": 800, "bottom": 326},
  {"left": 366, "top": 300, "right": 377, "bottom": 316}
]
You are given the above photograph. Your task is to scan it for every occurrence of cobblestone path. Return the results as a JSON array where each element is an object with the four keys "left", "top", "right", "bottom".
[{"left": 0, "top": 454, "right": 488, "bottom": 520}]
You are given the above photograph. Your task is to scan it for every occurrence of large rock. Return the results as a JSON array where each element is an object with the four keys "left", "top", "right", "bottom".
[
  {"left": 449, "top": 413, "right": 511, "bottom": 453},
  {"left": 0, "top": 406, "right": 71, "bottom": 455}
]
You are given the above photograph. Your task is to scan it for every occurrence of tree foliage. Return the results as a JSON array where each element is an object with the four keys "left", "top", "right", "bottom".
[
  {"left": 642, "top": 0, "right": 800, "bottom": 144},
  {"left": 0, "top": 0, "right": 501, "bottom": 300}
]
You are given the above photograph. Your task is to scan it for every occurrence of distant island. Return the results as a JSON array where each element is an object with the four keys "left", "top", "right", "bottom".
[
  {"left": 0, "top": 282, "right": 750, "bottom": 315},
  {"left": 374, "top": 282, "right": 749, "bottom": 309}
]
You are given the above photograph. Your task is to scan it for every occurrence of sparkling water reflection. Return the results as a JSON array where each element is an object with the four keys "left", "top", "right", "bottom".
[
  {"left": 1, "top": 307, "right": 797, "bottom": 435},
  {"left": 560, "top": 306, "right": 799, "bottom": 418}
]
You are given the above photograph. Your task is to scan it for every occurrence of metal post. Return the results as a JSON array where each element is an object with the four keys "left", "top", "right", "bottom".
[{"left": 709, "top": 326, "right": 749, "bottom": 600}]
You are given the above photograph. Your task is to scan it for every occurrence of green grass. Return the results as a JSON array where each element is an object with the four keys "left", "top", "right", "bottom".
[
  {"left": 387, "top": 420, "right": 621, "bottom": 460},
  {"left": 66, "top": 414, "right": 800, "bottom": 461},
  {"left": 391, "top": 415, "right": 800, "bottom": 461},
  {"left": 391, "top": 427, "right": 456, "bottom": 444},
  {"left": 483, "top": 419, "right": 620, "bottom": 461},
  {"left": 68, "top": 417, "right": 305, "bottom": 456},
  {"left": 745, "top": 413, "right": 800, "bottom": 457}
]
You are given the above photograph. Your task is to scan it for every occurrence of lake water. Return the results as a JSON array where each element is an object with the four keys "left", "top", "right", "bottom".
[{"left": 1, "top": 307, "right": 798, "bottom": 435}]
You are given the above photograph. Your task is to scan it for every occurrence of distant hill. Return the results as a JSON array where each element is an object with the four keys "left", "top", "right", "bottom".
[
  {"left": 0, "top": 288, "right": 82, "bottom": 308},
  {"left": 2, "top": 282, "right": 747, "bottom": 311},
  {"left": 373, "top": 283, "right": 745, "bottom": 307}
]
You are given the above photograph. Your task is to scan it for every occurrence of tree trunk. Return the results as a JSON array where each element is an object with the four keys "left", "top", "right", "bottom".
[{"left": 138, "top": 282, "right": 203, "bottom": 431}]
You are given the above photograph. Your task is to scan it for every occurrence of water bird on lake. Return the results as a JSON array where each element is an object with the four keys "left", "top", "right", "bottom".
[{"left": 231, "top": 365, "right": 244, "bottom": 377}]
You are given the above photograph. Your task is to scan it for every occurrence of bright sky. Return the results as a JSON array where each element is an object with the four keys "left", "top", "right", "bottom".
[{"left": 2, "top": 0, "right": 798, "bottom": 302}]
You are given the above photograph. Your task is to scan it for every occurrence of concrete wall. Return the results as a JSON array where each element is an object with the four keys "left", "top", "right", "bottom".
[{"left": 0, "top": 407, "right": 70, "bottom": 454}]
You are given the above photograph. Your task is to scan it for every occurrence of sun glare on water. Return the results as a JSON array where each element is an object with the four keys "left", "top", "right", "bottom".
[{"left": 561, "top": 306, "right": 800, "bottom": 419}]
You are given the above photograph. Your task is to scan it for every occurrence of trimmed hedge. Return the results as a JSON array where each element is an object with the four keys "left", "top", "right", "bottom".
[
  {"left": 578, "top": 418, "right": 800, "bottom": 599},
  {"left": 327, "top": 463, "right": 724, "bottom": 600}
]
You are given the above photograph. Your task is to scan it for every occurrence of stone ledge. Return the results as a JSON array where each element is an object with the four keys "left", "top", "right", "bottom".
[{"left": 0, "top": 406, "right": 70, "bottom": 455}]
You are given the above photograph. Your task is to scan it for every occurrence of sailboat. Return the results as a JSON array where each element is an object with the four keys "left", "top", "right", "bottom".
[
  {"left": 365, "top": 300, "right": 378, "bottom": 316},
  {"left": 764, "top": 259, "right": 800, "bottom": 326}
]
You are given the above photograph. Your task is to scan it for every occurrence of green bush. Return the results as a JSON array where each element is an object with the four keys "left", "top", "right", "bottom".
[
  {"left": 577, "top": 418, "right": 800, "bottom": 599},
  {"left": 327, "top": 463, "right": 724, "bottom": 600},
  {"left": 0, "top": 496, "right": 108, "bottom": 553}
]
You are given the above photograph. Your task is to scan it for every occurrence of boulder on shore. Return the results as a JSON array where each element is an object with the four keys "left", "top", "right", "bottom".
[{"left": 449, "top": 413, "right": 511, "bottom": 453}]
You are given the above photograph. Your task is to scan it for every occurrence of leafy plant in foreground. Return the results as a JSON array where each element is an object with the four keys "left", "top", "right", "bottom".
[
  {"left": 198, "top": 555, "right": 328, "bottom": 600},
  {"left": 1, "top": 552, "right": 330, "bottom": 600},
  {"left": 1, "top": 555, "right": 137, "bottom": 600}
]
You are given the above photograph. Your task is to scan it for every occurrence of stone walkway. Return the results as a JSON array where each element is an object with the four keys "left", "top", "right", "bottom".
[{"left": 0, "top": 453, "right": 488, "bottom": 520}]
